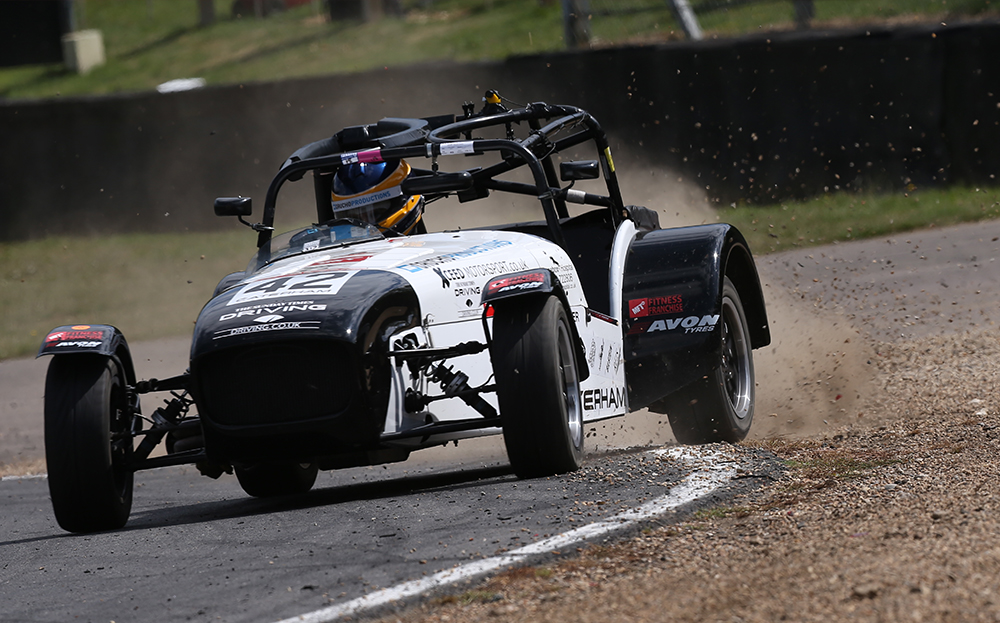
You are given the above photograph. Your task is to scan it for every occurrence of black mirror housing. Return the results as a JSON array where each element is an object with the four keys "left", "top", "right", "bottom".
[
  {"left": 559, "top": 160, "right": 600, "bottom": 181},
  {"left": 215, "top": 196, "right": 252, "bottom": 217}
]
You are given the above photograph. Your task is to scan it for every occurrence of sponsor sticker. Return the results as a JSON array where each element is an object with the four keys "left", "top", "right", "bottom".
[
  {"left": 254, "top": 314, "right": 284, "bottom": 323},
  {"left": 332, "top": 187, "right": 401, "bottom": 212},
  {"left": 219, "top": 301, "right": 327, "bottom": 321},
  {"left": 440, "top": 141, "right": 477, "bottom": 156},
  {"left": 486, "top": 271, "right": 545, "bottom": 295},
  {"left": 213, "top": 320, "right": 321, "bottom": 340},
  {"left": 628, "top": 295, "right": 684, "bottom": 318},
  {"left": 228, "top": 272, "right": 351, "bottom": 305},
  {"left": 339, "top": 149, "right": 383, "bottom": 165},
  {"left": 397, "top": 240, "right": 513, "bottom": 273},
  {"left": 627, "top": 314, "right": 720, "bottom": 335},
  {"left": 434, "top": 258, "right": 531, "bottom": 282},
  {"left": 45, "top": 329, "right": 104, "bottom": 343},
  {"left": 551, "top": 263, "right": 576, "bottom": 290},
  {"left": 582, "top": 386, "right": 626, "bottom": 411},
  {"left": 453, "top": 285, "right": 482, "bottom": 298}
]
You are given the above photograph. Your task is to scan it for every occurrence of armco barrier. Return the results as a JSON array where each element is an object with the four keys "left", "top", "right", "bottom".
[{"left": 1, "top": 20, "right": 998, "bottom": 241}]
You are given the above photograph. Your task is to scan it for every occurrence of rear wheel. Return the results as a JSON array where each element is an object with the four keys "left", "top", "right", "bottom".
[
  {"left": 44, "top": 355, "right": 134, "bottom": 533},
  {"left": 235, "top": 461, "right": 318, "bottom": 497},
  {"left": 491, "top": 295, "right": 583, "bottom": 478},
  {"left": 664, "top": 276, "right": 755, "bottom": 444}
]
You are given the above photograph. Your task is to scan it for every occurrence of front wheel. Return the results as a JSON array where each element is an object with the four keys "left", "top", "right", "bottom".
[
  {"left": 664, "top": 276, "right": 755, "bottom": 444},
  {"left": 235, "top": 461, "right": 318, "bottom": 497},
  {"left": 491, "top": 295, "right": 583, "bottom": 478},
  {"left": 44, "top": 355, "right": 134, "bottom": 533}
]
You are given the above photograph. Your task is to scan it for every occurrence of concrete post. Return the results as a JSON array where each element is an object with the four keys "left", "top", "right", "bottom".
[{"left": 61, "top": 29, "right": 105, "bottom": 74}]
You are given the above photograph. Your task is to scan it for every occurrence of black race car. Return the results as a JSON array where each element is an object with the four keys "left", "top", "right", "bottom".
[{"left": 39, "top": 92, "right": 770, "bottom": 533}]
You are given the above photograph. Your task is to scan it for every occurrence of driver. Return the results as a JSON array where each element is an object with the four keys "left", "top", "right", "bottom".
[{"left": 331, "top": 159, "right": 425, "bottom": 235}]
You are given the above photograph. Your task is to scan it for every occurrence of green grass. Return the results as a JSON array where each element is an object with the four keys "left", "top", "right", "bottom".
[
  {"left": 719, "top": 185, "right": 1000, "bottom": 255},
  {"left": 0, "top": 0, "right": 566, "bottom": 100},
  {"left": 2, "top": 0, "right": 997, "bottom": 100},
  {"left": 0, "top": 228, "right": 254, "bottom": 360},
  {"left": 2, "top": 185, "right": 997, "bottom": 361}
]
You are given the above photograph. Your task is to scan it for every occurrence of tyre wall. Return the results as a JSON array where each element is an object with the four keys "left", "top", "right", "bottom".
[{"left": 1, "top": 20, "right": 998, "bottom": 241}]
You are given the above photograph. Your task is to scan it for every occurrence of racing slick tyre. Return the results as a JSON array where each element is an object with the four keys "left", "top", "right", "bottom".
[
  {"left": 44, "top": 355, "right": 134, "bottom": 533},
  {"left": 235, "top": 461, "right": 319, "bottom": 497},
  {"left": 491, "top": 295, "right": 583, "bottom": 478},
  {"left": 663, "top": 276, "right": 755, "bottom": 444}
]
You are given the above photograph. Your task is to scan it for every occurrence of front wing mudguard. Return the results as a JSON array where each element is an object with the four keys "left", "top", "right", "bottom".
[
  {"left": 621, "top": 223, "right": 770, "bottom": 411},
  {"left": 37, "top": 324, "right": 138, "bottom": 386}
]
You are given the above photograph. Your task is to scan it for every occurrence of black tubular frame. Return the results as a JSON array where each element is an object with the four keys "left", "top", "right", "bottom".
[{"left": 255, "top": 101, "right": 627, "bottom": 249}]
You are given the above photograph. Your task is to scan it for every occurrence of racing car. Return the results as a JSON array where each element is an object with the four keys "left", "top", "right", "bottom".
[{"left": 39, "top": 91, "right": 770, "bottom": 533}]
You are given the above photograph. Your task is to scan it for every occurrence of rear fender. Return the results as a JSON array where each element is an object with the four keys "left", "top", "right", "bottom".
[
  {"left": 37, "top": 324, "right": 138, "bottom": 386},
  {"left": 621, "top": 224, "right": 769, "bottom": 410},
  {"left": 482, "top": 268, "right": 590, "bottom": 381}
]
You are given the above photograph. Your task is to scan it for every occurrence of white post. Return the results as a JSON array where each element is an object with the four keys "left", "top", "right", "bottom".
[
  {"left": 668, "top": 0, "right": 702, "bottom": 40},
  {"left": 61, "top": 29, "right": 105, "bottom": 74}
]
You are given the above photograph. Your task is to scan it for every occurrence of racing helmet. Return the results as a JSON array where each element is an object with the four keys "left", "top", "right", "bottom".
[{"left": 331, "top": 159, "right": 424, "bottom": 235}]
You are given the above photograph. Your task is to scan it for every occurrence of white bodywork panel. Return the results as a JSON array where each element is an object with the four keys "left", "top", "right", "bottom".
[{"left": 248, "top": 229, "right": 629, "bottom": 445}]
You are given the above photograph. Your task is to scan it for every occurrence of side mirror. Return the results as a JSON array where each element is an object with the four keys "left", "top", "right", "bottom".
[
  {"left": 214, "top": 196, "right": 252, "bottom": 217},
  {"left": 559, "top": 160, "right": 600, "bottom": 181},
  {"left": 401, "top": 171, "right": 474, "bottom": 196}
]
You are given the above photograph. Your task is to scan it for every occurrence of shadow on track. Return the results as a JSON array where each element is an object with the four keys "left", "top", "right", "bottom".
[{"left": 123, "top": 462, "right": 516, "bottom": 531}]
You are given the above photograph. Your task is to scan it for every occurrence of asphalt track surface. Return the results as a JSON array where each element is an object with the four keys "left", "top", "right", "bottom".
[
  {"left": 1, "top": 443, "right": 776, "bottom": 622},
  {"left": 2, "top": 218, "right": 998, "bottom": 622}
]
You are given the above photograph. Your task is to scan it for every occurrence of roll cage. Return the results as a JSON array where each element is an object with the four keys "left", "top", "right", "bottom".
[{"left": 253, "top": 95, "right": 629, "bottom": 250}]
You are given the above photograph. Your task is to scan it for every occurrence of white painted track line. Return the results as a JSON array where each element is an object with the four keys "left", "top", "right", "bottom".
[{"left": 274, "top": 445, "right": 740, "bottom": 623}]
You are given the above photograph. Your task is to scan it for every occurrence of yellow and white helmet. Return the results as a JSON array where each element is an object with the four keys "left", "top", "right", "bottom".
[{"left": 331, "top": 159, "right": 424, "bottom": 235}]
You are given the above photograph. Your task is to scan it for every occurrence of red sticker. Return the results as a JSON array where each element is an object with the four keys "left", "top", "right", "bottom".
[{"left": 628, "top": 298, "right": 648, "bottom": 318}]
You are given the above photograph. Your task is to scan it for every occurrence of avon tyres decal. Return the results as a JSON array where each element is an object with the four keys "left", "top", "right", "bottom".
[
  {"left": 228, "top": 272, "right": 351, "bottom": 305},
  {"left": 627, "top": 314, "right": 720, "bottom": 335}
]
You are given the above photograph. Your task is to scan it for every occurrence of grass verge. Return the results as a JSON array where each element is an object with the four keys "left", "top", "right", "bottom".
[
  {"left": 720, "top": 185, "right": 1000, "bottom": 255},
  {"left": 1, "top": 0, "right": 998, "bottom": 101}
]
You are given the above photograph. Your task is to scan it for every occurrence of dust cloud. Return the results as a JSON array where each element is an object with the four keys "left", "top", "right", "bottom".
[{"left": 586, "top": 250, "right": 879, "bottom": 452}]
